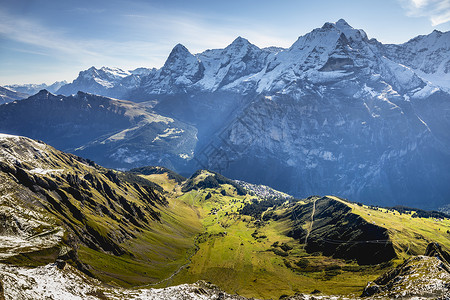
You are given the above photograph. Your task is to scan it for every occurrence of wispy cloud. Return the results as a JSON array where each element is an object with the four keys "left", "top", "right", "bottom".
[
  {"left": 400, "top": 0, "right": 450, "bottom": 26},
  {"left": 0, "top": 9, "right": 102, "bottom": 60},
  {"left": 121, "top": 11, "right": 292, "bottom": 53},
  {"left": 0, "top": 8, "right": 166, "bottom": 70},
  {"left": 0, "top": 3, "right": 293, "bottom": 84},
  {"left": 0, "top": 7, "right": 291, "bottom": 71}
]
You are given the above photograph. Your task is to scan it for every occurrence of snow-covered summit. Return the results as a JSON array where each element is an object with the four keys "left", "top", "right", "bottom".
[
  {"left": 6, "top": 81, "right": 67, "bottom": 95},
  {"left": 160, "top": 44, "right": 204, "bottom": 82},
  {"left": 382, "top": 29, "right": 450, "bottom": 92},
  {"left": 54, "top": 19, "right": 449, "bottom": 98},
  {"left": 79, "top": 66, "right": 131, "bottom": 87}
]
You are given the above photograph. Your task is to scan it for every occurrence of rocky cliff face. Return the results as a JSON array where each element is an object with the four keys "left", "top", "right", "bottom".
[
  {"left": 208, "top": 89, "right": 449, "bottom": 209},
  {"left": 0, "top": 134, "right": 204, "bottom": 286},
  {"left": 362, "top": 242, "right": 450, "bottom": 299}
]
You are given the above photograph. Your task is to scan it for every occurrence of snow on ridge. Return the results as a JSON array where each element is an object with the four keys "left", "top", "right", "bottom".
[
  {"left": 0, "top": 133, "right": 21, "bottom": 140},
  {"left": 29, "top": 168, "right": 63, "bottom": 175}
]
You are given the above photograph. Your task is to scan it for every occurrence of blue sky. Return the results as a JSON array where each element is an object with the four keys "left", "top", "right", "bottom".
[{"left": 1, "top": 0, "right": 449, "bottom": 85}]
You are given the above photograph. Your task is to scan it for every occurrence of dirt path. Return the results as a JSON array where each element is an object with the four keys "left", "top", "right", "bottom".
[
  {"left": 142, "top": 234, "right": 200, "bottom": 288},
  {"left": 304, "top": 198, "right": 317, "bottom": 248}
]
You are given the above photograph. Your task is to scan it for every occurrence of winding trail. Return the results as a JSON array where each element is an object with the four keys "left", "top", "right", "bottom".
[
  {"left": 153, "top": 239, "right": 199, "bottom": 287},
  {"left": 304, "top": 198, "right": 317, "bottom": 248}
]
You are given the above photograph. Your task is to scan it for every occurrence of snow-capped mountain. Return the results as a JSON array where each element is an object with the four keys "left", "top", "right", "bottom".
[
  {"left": 6, "top": 19, "right": 450, "bottom": 209},
  {"left": 6, "top": 81, "right": 67, "bottom": 95},
  {"left": 0, "top": 86, "right": 29, "bottom": 104},
  {"left": 383, "top": 29, "right": 450, "bottom": 93},
  {"left": 56, "top": 19, "right": 450, "bottom": 99},
  {"left": 57, "top": 67, "right": 156, "bottom": 98}
]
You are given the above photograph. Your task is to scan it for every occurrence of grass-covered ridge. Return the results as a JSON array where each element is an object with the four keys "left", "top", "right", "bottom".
[
  {"left": 327, "top": 196, "right": 450, "bottom": 260},
  {"left": 0, "top": 135, "right": 202, "bottom": 286}
]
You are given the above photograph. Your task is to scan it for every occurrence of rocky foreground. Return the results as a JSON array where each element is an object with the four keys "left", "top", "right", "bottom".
[{"left": 1, "top": 242, "right": 449, "bottom": 300}]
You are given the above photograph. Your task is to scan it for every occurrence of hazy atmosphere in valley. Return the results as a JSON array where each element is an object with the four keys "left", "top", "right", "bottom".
[{"left": 0, "top": 0, "right": 449, "bottom": 299}]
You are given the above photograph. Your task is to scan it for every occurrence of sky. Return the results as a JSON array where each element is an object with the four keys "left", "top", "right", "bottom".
[{"left": 0, "top": 0, "right": 449, "bottom": 85}]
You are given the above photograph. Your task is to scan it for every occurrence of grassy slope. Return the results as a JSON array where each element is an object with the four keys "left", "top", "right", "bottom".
[
  {"left": 165, "top": 188, "right": 387, "bottom": 298},
  {"left": 327, "top": 196, "right": 450, "bottom": 261},
  {"left": 76, "top": 194, "right": 203, "bottom": 287},
  {"left": 5, "top": 141, "right": 448, "bottom": 299},
  {"left": 141, "top": 173, "right": 449, "bottom": 299},
  {"left": 0, "top": 136, "right": 204, "bottom": 288}
]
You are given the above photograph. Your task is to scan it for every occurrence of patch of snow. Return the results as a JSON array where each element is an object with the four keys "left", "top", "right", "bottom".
[
  {"left": 0, "top": 133, "right": 21, "bottom": 140},
  {"left": 29, "top": 168, "right": 63, "bottom": 175},
  {"left": 413, "top": 83, "right": 440, "bottom": 98},
  {"left": 179, "top": 153, "right": 190, "bottom": 159}
]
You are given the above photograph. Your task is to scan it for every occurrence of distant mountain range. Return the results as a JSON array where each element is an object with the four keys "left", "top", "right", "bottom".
[
  {"left": 0, "top": 90, "right": 197, "bottom": 170},
  {"left": 54, "top": 20, "right": 450, "bottom": 99},
  {"left": 0, "top": 86, "right": 29, "bottom": 104},
  {"left": 1, "top": 19, "right": 449, "bottom": 210},
  {"left": 6, "top": 81, "right": 67, "bottom": 95},
  {"left": 1, "top": 81, "right": 68, "bottom": 104}
]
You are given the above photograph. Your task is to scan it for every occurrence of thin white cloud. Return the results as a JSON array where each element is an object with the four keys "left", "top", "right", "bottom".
[
  {"left": 0, "top": 8, "right": 167, "bottom": 71},
  {"left": 121, "top": 11, "right": 292, "bottom": 54},
  {"left": 0, "top": 9, "right": 102, "bottom": 59},
  {"left": 0, "top": 7, "right": 291, "bottom": 70},
  {"left": 400, "top": 0, "right": 450, "bottom": 26}
]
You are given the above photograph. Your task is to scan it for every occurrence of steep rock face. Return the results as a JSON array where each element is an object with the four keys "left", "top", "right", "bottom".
[
  {"left": 208, "top": 89, "right": 449, "bottom": 208},
  {"left": 0, "top": 134, "right": 203, "bottom": 287},
  {"left": 0, "top": 134, "right": 167, "bottom": 259},
  {"left": 0, "top": 90, "right": 197, "bottom": 169}
]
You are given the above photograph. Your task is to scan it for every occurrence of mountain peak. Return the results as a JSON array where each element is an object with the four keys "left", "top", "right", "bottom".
[
  {"left": 321, "top": 19, "right": 352, "bottom": 30},
  {"left": 318, "top": 19, "right": 367, "bottom": 42},
  {"left": 170, "top": 43, "right": 191, "bottom": 56},
  {"left": 36, "top": 89, "right": 50, "bottom": 96},
  {"left": 336, "top": 18, "right": 351, "bottom": 28},
  {"left": 85, "top": 66, "right": 99, "bottom": 75},
  {"left": 230, "top": 36, "right": 251, "bottom": 47},
  {"left": 164, "top": 44, "right": 195, "bottom": 67},
  {"left": 27, "top": 89, "right": 53, "bottom": 101}
]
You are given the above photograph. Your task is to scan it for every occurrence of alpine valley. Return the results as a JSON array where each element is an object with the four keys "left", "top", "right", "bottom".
[
  {"left": 0, "top": 133, "right": 449, "bottom": 299},
  {"left": 1, "top": 19, "right": 450, "bottom": 299}
]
